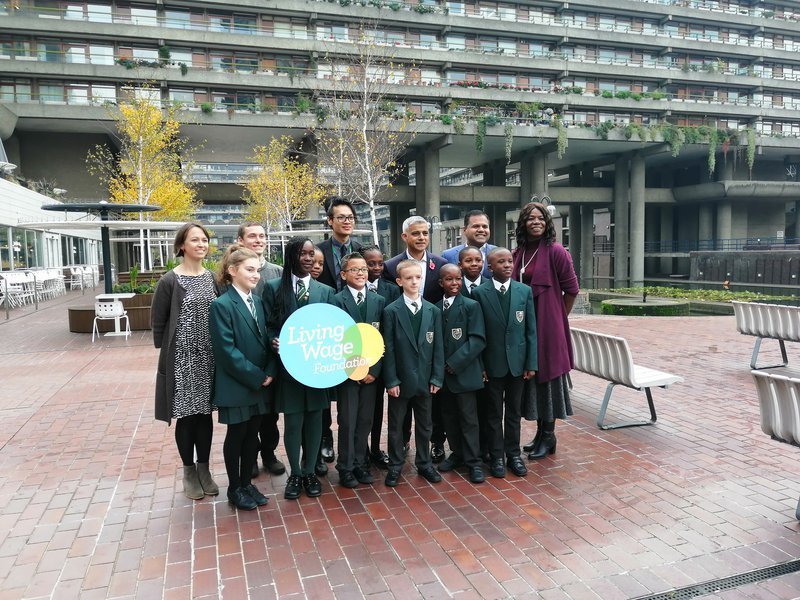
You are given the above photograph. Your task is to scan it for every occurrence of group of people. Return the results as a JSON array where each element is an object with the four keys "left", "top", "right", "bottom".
[{"left": 152, "top": 197, "right": 579, "bottom": 511}]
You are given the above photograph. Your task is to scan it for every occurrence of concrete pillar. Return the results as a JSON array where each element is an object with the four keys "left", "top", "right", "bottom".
[
  {"left": 487, "top": 205, "right": 508, "bottom": 247},
  {"left": 629, "top": 155, "right": 645, "bottom": 287},
  {"left": 532, "top": 151, "right": 548, "bottom": 197},
  {"left": 421, "top": 147, "right": 440, "bottom": 221},
  {"left": 568, "top": 166, "right": 581, "bottom": 186},
  {"left": 717, "top": 201, "right": 733, "bottom": 245},
  {"left": 569, "top": 204, "right": 582, "bottom": 283},
  {"left": 483, "top": 159, "right": 506, "bottom": 186},
  {"left": 659, "top": 206, "right": 674, "bottom": 275},
  {"left": 389, "top": 203, "right": 404, "bottom": 256},
  {"left": 519, "top": 152, "right": 534, "bottom": 205},
  {"left": 698, "top": 204, "right": 714, "bottom": 244},
  {"left": 613, "top": 156, "right": 630, "bottom": 288},
  {"left": 414, "top": 156, "right": 426, "bottom": 216},
  {"left": 718, "top": 159, "right": 734, "bottom": 181},
  {"left": 581, "top": 163, "right": 594, "bottom": 187},
  {"left": 580, "top": 205, "right": 594, "bottom": 289}
]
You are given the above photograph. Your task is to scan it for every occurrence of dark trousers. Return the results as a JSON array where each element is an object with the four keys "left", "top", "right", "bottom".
[
  {"left": 224, "top": 414, "right": 262, "bottom": 491},
  {"left": 439, "top": 387, "right": 481, "bottom": 468},
  {"left": 387, "top": 393, "right": 432, "bottom": 470},
  {"left": 484, "top": 374, "right": 525, "bottom": 460},
  {"left": 322, "top": 407, "right": 333, "bottom": 442},
  {"left": 336, "top": 380, "right": 376, "bottom": 472},
  {"left": 371, "top": 380, "right": 412, "bottom": 452},
  {"left": 256, "top": 412, "right": 280, "bottom": 462},
  {"left": 477, "top": 388, "right": 490, "bottom": 457},
  {"left": 431, "top": 392, "right": 446, "bottom": 446}
]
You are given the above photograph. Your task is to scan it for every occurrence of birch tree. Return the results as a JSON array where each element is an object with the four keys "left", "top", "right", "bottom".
[
  {"left": 242, "top": 136, "right": 327, "bottom": 232},
  {"left": 87, "top": 96, "right": 198, "bottom": 269},
  {"left": 314, "top": 28, "right": 416, "bottom": 244}
]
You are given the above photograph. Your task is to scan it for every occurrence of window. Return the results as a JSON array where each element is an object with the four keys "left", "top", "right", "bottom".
[
  {"left": 89, "top": 44, "right": 113, "bottom": 65},
  {"left": 446, "top": 2, "right": 465, "bottom": 15},
  {"left": 66, "top": 83, "right": 89, "bottom": 105},
  {"left": 90, "top": 84, "right": 115, "bottom": 104},
  {"left": 498, "top": 39, "right": 517, "bottom": 55},
  {"left": 446, "top": 70, "right": 465, "bottom": 83},
  {"left": 0, "top": 79, "right": 32, "bottom": 102},
  {"left": 164, "top": 10, "right": 191, "bottom": 29},
  {"left": 40, "top": 83, "right": 65, "bottom": 103},
  {"left": 130, "top": 6, "right": 157, "bottom": 26},
  {"left": 35, "top": 40, "right": 60, "bottom": 62},
  {"left": 446, "top": 34, "right": 466, "bottom": 50}
]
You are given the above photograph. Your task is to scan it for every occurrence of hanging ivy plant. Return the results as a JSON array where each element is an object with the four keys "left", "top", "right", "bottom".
[
  {"left": 707, "top": 129, "right": 717, "bottom": 176},
  {"left": 475, "top": 117, "right": 487, "bottom": 152},
  {"left": 555, "top": 117, "right": 568, "bottom": 159},
  {"left": 503, "top": 121, "right": 514, "bottom": 164},
  {"left": 746, "top": 128, "right": 756, "bottom": 176},
  {"left": 593, "top": 120, "right": 615, "bottom": 140},
  {"left": 453, "top": 117, "right": 465, "bottom": 135},
  {"left": 660, "top": 124, "right": 685, "bottom": 157}
]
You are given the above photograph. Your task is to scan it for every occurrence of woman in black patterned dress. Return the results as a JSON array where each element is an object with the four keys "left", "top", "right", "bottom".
[{"left": 152, "top": 223, "right": 220, "bottom": 500}]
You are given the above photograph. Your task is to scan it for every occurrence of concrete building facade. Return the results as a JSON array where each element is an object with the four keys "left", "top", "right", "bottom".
[{"left": 1, "top": 0, "right": 799, "bottom": 285}]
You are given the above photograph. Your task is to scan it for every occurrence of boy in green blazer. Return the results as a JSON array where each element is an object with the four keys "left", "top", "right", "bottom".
[
  {"left": 333, "top": 253, "right": 386, "bottom": 488},
  {"left": 435, "top": 264, "right": 487, "bottom": 483},
  {"left": 382, "top": 260, "right": 445, "bottom": 487},
  {"left": 458, "top": 246, "right": 490, "bottom": 298},
  {"left": 471, "top": 248, "right": 537, "bottom": 479}
]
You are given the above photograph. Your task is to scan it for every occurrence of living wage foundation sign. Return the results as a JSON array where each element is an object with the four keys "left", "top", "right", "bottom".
[{"left": 279, "top": 304, "right": 385, "bottom": 388}]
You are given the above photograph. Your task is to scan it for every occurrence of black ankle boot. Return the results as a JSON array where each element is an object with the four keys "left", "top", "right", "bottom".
[
  {"left": 527, "top": 432, "right": 556, "bottom": 460},
  {"left": 522, "top": 421, "right": 543, "bottom": 453}
]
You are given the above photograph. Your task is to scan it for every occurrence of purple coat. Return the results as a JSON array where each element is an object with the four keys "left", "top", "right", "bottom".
[{"left": 512, "top": 242, "right": 579, "bottom": 383}]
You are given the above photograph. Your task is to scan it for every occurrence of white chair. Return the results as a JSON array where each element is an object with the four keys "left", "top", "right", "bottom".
[
  {"left": 68, "top": 266, "right": 83, "bottom": 290},
  {"left": 92, "top": 300, "right": 130, "bottom": 342}
]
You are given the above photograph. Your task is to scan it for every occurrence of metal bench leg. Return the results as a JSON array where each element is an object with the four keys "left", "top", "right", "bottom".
[
  {"left": 750, "top": 337, "right": 789, "bottom": 370},
  {"left": 796, "top": 495, "right": 800, "bottom": 521},
  {"left": 597, "top": 383, "right": 658, "bottom": 430}
]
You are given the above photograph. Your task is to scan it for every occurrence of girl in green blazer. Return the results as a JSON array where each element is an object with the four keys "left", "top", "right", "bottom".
[
  {"left": 210, "top": 245, "right": 276, "bottom": 511},
  {"left": 263, "top": 237, "right": 336, "bottom": 500}
]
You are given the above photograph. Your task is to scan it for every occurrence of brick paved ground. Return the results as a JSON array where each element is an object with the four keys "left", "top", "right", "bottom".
[{"left": 0, "top": 292, "right": 798, "bottom": 599}]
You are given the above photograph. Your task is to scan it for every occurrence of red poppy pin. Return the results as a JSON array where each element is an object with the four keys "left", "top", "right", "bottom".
[{"left": 429, "top": 259, "right": 435, "bottom": 270}]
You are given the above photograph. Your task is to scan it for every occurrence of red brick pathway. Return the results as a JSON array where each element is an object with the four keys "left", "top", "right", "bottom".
[{"left": 1, "top": 293, "right": 798, "bottom": 599}]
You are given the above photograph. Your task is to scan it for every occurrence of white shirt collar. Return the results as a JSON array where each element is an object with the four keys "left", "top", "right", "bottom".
[
  {"left": 403, "top": 293, "right": 422, "bottom": 312},
  {"left": 367, "top": 280, "right": 378, "bottom": 292},
  {"left": 347, "top": 285, "right": 366, "bottom": 302},
  {"left": 443, "top": 295, "right": 457, "bottom": 309},
  {"left": 405, "top": 250, "right": 427, "bottom": 263},
  {"left": 291, "top": 273, "right": 311, "bottom": 290},
  {"left": 231, "top": 283, "right": 253, "bottom": 305},
  {"left": 464, "top": 276, "right": 482, "bottom": 291},
  {"left": 492, "top": 278, "right": 510, "bottom": 292}
]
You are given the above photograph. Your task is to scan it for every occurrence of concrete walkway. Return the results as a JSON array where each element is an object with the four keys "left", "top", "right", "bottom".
[{"left": 0, "top": 292, "right": 798, "bottom": 599}]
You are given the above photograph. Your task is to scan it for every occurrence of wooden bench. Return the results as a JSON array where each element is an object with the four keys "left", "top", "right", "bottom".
[
  {"left": 732, "top": 301, "right": 800, "bottom": 370},
  {"left": 750, "top": 370, "right": 800, "bottom": 520},
  {"left": 570, "top": 328, "right": 684, "bottom": 430}
]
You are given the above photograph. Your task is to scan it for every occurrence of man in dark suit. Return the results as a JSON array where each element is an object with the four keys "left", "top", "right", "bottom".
[
  {"left": 237, "top": 222, "right": 285, "bottom": 477},
  {"left": 383, "top": 216, "right": 448, "bottom": 305},
  {"left": 441, "top": 210, "right": 496, "bottom": 279},
  {"left": 383, "top": 215, "right": 449, "bottom": 461},
  {"left": 316, "top": 196, "right": 362, "bottom": 292},
  {"left": 382, "top": 260, "right": 444, "bottom": 487},
  {"left": 435, "top": 264, "right": 486, "bottom": 484},
  {"left": 315, "top": 196, "right": 362, "bottom": 464}
]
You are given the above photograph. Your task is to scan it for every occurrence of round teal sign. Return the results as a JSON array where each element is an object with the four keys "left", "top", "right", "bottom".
[{"left": 279, "top": 304, "right": 384, "bottom": 388}]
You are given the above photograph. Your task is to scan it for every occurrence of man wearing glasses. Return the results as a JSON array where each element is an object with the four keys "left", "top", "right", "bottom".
[
  {"left": 316, "top": 196, "right": 363, "bottom": 293},
  {"left": 315, "top": 196, "right": 363, "bottom": 469}
]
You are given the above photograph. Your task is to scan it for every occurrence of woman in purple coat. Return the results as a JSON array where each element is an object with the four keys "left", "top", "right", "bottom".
[{"left": 512, "top": 201, "right": 579, "bottom": 459}]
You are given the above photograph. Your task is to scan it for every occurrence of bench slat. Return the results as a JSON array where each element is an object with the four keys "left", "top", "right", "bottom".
[{"left": 752, "top": 371, "right": 800, "bottom": 446}]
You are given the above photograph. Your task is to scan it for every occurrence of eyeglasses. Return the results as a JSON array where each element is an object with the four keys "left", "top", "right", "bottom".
[
  {"left": 333, "top": 215, "right": 355, "bottom": 223},
  {"left": 345, "top": 267, "right": 369, "bottom": 274}
]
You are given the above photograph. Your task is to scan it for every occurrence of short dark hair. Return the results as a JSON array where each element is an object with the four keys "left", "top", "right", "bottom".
[
  {"left": 358, "top": 244, "right": 383, "bottom": 258},
  {"left": 458, "top": 245, "right": 482, "bottom": 262},
  {"left": 236, "top": 222, "right": 264, "bottom": 240},
  {"left": 173, "top": 222, "right": 211, "bottom": 257},
  {"left": 325, "top": 196, "right": 356, "bottom": 220},
  {"left": 340, "top": 252, "right": 365, "bottom": 271},
  {"left": 463, "top": 209, "right": 488, "bottom": 227}
]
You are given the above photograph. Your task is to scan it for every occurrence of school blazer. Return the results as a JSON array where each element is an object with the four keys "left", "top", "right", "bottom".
[
  {"left": 316, "top": 238, "right": 363, "bottom": 291},
  {"left": 383, "top": 252, "right": 449, "bottom": 304},
  {"left": 460, "top": 276, "right": 490, "bottom": 298},
  {"left": 372, "top": 278, "right": 401, "bottom": 305},
  {"left": 382, "top": 298, "right": 444, "bottom": 397},
  {"left": 471, "top": 279, "right": 537, "bottom": 378},
  {"left": 208, "top": 287, "right": 275, "bottom": 408},
  {"left": 334, "top": 288, "right": 386, "bottom": 379},
  {"left": 437, "top": 294, "right": 486, "bottom": 393},
  {"left": 262, "top": 278, "right": 336, "bottom": 411}
]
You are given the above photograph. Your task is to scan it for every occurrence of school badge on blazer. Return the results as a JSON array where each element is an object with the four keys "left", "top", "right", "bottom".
[
  {"left": 372, "top": 321, "right": 380, "bottom": 330},
  {"left": 426, "top": 331, "right": 434, "bottom": 343},
  {"left": 451, "top": 328, "right": 462, "bottom": 340},
  {"left": 516, "top": 310, "right": 525, "bottom": 323}
]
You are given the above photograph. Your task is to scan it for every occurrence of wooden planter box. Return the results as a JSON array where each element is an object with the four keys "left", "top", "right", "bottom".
[{"left": 68, "top": 293, "right": 154, "bottom": 333}]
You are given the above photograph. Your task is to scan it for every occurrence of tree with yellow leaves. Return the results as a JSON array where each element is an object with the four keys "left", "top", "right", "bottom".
[
  {"left": 314, "top": 27, "right": 416, "bottom": 244},
  {"left": 242, "top": 136, "right": 327, "bottom": 233},
  {"left": 87, "top": 94, "right": 199, "bottom": 269}
]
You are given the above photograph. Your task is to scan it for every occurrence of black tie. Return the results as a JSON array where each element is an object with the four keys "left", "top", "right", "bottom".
[
  {"left": 444, "top": 299, "right": 450, "bottom": 311},
  {"left": 469, "top": 283, "right": 477, "bottom": 293},
  {"left": 247, "top": 296, "right": 257, "bottom": 325},
  {"left": 339, "top": 244, "right": 348, "bottom": 259},
  {"left": 296, "top": 280, "right": 306, "bottom": 301},
  {"left": 356, "top": 291, "right": 364, "bottom": 305},
  {"left": 410, "top": 301, "right": 418, "bottom": 314},
  {"left": 499, "top": 284, "right": 506, "bottom": 295}
]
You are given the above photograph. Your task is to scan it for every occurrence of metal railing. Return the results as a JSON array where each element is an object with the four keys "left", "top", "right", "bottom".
[{"left": 595, "top": 237, "right": 800, "bottom": 253}]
